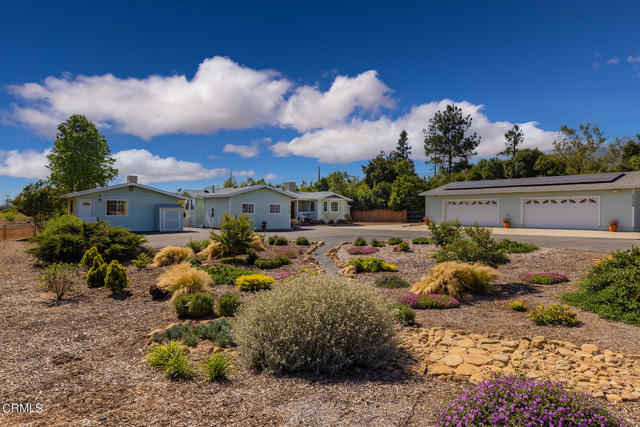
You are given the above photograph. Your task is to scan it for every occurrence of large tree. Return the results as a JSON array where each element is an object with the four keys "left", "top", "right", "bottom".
[
  {"left": 388, "top": 174, "right": 429, "bottom": 212},
  {"left": 394, "top": 130, "right": 411, "bottom": 160},
  {"left": 423, "top": 105, "right": 481, "bottom": 175},
  {"left": 47, "top": 114, "right": 118, "bottom": 192},
  {"left": 552, "top": 123, "right": 605, "bottom": 174},
  {"left": 362, "top": 151, "right": 398, "bottom": 187},
  {"left": 12, "top": 180, "right": 66, "bottom": 229},
  {"left": 499, "top": 124, "right": 524, "bottom": 159}
]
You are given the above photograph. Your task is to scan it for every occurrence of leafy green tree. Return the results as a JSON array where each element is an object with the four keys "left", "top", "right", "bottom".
[
  {"left": 47, "top": 115, "right": 118, "bottom": 192},
  {"left": 12, "top": 180, "right": 66, "bottom": 229},
  {"left": 553, "top": 124, "right": 605, "bottom": 174},
  {"left": 616, "top": 136, "right": 640, "bottom": 171},
  {"left": 371, "top": 182, "right": 393, "bottom": 209},
  {"left": 533, "top": 154, "right": 567, "bottom": 176},
  {"left": 389, "top": 175, "right": 429, "bottom": 211},
  {"left": 362, "top": 152, "right": 398, "bottom": 187},
  {"left": 504, "top": 149, "right": 543, "bottom": 178},
  {"left": 222, "top": 173, "right": 237, "bottom": 188},
  {"left": 466, "top": 158, "right": 505, "bottom": 181},
  {"left": 394, "top": 130, "right": 411, "bottom": 160},
  {"left": 499, "top": 124, "right": 524, "bottom": 159},
  {"left": 423, "top": 105, "right": 481, "bottom": 175}
]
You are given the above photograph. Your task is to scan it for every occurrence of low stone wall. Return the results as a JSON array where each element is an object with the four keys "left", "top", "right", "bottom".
[{"left": 300, "top": 240, "right": 325, "bottom": 273}]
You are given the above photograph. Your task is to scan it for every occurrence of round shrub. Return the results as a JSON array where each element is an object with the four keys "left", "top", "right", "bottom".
[
  {"left": 436, "top": 374, "right": 625, "bottom": 426},
  {"left": 347, "top": 257, "right": 397, "bottom": 273},
  {"left": 347, "top": 246, "right": 379, "bottom": 255},
  {"left": 352, "top": 237, "right": 367, "bottom": 246},
  {"left": 86, "top": 256, "right": 107, "bottom": 288},
  {"left": 412, "top": 237, "right": 430, "bottom": 245},
  {"left": 374, "top": 275, "right": 410, "bottom": 288},
  {"left": 522, "top": 272, "right": 568, "bottom": 285},
  {"left": 387, "top": 237, "right": 403, "bottom": 245},
  {"left": 295, "top": 236, "right": 310, "bottom": 245},
  {"left": 232, "top": 275, "right": 397, "bottom": 374},
  {"left": 217, "top": 293, "right": 242, "bottom": 317},
  {"left": 80, "top": 246, "right": 101, "bottom": 268},
  {"left": 394, "top": 241, "right": 410, "bottom": 252},
  {"left": 174, "top": 293, "right": 214, "bottom": 318},
  {"left": 370, "top": 239, "right": 385, "bottom": 247},
  {"left": 104, "top": 260, "right": 129, "bottom": 293},
  {"left": 391, "top": 303, "right": 415, "bottom": 325},
  {"left": 235, "top": 274, "right": 274, "bottom": 292},
  {"left": 510, "top": 300, "right": 526, "bottom": 311},
  {"left": 528, "top": 304, "right": 579, "bottom": 326}
]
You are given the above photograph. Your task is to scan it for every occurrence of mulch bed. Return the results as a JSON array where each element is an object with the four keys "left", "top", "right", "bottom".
[{"left": 1, "top": 241, "right": 638, "bottom": 425}]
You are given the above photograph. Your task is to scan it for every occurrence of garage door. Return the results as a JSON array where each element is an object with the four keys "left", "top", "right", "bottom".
[
  {"left": 444, "top": 199, "right": 499, "bottom": 226},
  {"left": 159, "top": 207, "right": 183, "bottom": 232},
  {"left": 522, "top": 197, "right": 599, "bottom": 229}
]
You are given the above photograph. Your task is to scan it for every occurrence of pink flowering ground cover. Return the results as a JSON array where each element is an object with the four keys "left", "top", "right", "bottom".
[
  {"left": 436, "top": 374, "right": 627, "bottom": 426},
  {"left": 399, "top": 293, "right": 459, "bottom": 309},
  {"left": 521, "top": 272, "right": 568, "bottom": 285}
]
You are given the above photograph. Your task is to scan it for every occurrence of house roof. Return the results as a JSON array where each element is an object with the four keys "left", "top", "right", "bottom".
[
  {"left": 284, "top": 190, "right": 353, "bottom": 202},
  {"left": 181, "top": 184, "right": 294, "bottom": 199},
  {"left": 420, "top": 171, "right": 640, "bottom": 196},
  {"left": 61, "top": 183, "right": 185, "bottom": 199}
]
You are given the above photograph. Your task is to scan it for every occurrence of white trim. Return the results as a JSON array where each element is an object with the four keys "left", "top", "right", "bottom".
[
  {"left": 442, "top": 198, "right": 500, "bottom": 225},
  {"left": 269, "top": 203, "right": 281, "bottom": 214},
  {"left": 323, "top": 201, "right": 328, "bottom": 212},
  {"left": 241, "top": 202, "right": 255, "bottom": 214},
  {"left": 521, "top": 195, "right": 600, "bottom": 228},
  {"left": 105, "top": 199, "right": 128, "bottom": 217},
  {"left": 62, "top": 183, "right": 184, "bottom": 200},
  {"left": 330, "top": 201, "right": 339, "bottom": 212},
  {"left": 159, "top": 206, "right": 183, "bottom": 232}
]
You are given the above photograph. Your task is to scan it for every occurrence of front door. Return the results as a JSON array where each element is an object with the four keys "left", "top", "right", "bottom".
[{"left": 77, "top": 199, "right": 95, "bottom": 220}]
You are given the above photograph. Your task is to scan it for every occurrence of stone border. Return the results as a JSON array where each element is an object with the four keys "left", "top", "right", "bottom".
[{"left": 300, "top": 240, "right": 325, "bottom": 274}]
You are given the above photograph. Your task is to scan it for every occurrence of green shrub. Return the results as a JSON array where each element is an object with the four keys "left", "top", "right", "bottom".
[
  {"left": 374, "top": 275, "right": 410, "bottom": 288},
  {"left": 186, "top": 239, "right": 210, "bottom": 253},
  {"left": 253, "top": 257, "right": 290, "bottom": 269},
  {"left": 217, "top": 293, "right": 242, "bottom": 317},
  {"left": 210, "top": 213, "right": 255, "bottom": 255},
  {"left": 370, "top": 239, "right": 385, "bottom": 247},
  {"left": 232, "top": 275, "right": 397, "bottom": 374},
  {"left": 235, "top": 274, "right": 274, "bottom": 292},
  {"left": 428, "top": 221, "right": 462, "bottom": 247},
  {"left": 28, "top": 215, "right": 144, "bottom": 263},
  {"left": 353, "top": 237, "right": 367, "bottom": 246},
  {"left": 246, "top": 251, "right": 258, "bottom": 265},
  {"left": 153, "top": 319, "right": 234, "bottom": 347},
  {"left": 562, "top": 247, "right": 640, "bottom": 325},
  {"left": 496, "top": 239, "right": 539, "bottom": 254},
  {"left": 220, "top": 257, "right": 245, "bottom": 264},
  {"left": 80, "top": 246, "right": 101, "bottom": 268},
  {"left": 37, "top": 262, "right": 76, "bottom": 300},
  {"left": 510, "top": 301, "right": 526, "bottom": 311},
  {"left": 347, "top": 257, "right": 397, "bottom": 273},
  {"left": 184, "top": 256, "right": 202, "bottom": 267},
  {"left": 204, "top": 264, "right": 254, "bottom": 284},
  {"left": 433, "top": 224, "right": 509, "bottom": 268},
  {"left": 165, "top": 350, "right": 193, "bottom": 380},
  {"left": 132, "top": 252, "right": 152, "bottom": 269},
  {"left": 86, "top": 256, "right": 107, "bottom": 288},
  {"left": 391, "top": 303, "right": 415, "bottom": 325},
  {"left": 173, "top": 293, "right": 214, "bottom": 318},
  {"left": 295, "top": 236, "right": 310, "bottom": 245},
  {"left": 412, "top": 237, "right": 430, "bottom": 244},
  {"left": 387, "top": 237, "right": 403, "bottom": 245},
  {"left": 200, "top": 353, "right": 234, "bottom": 382},
  {"left": 267, "top": 235, "right": 288, "bottom": 246},
  {"left": 104, "top": 260, "right": 129, "bottom": 293},
  {"left": 395, "top": 241, "right": 410, "bottom": 252},
  {"left": 527, "top": 305, "right": 579, "bottom": 326},
  {"left": 145, "top": 340, "right": 187, "bottom": 369}
]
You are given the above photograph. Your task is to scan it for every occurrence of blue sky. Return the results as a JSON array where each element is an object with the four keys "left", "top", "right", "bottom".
[{"left": 1, "top": 1, "right": 639, "bottom": 196}]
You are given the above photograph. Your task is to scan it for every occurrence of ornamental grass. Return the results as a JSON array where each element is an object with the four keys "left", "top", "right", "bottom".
[
  {"left": 157, "top": 262, "right": 213, "bottom": 301},
  {"left": 411, "top": 262, "right": 498, "bottom": 298}
]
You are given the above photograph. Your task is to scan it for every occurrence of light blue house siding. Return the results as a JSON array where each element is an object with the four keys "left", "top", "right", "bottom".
[
  {"left": 67, "top": 185, "right": 183, "bottom": 232},
  {"left": 425, "top": 189, "right": 635, "bottom": 231}
]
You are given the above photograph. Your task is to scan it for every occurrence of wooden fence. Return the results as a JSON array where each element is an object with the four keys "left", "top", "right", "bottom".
[
  {"left": 1, "top": 223, "right": 38, "bottom": 241},
  {"left": 351, "top": 209, "right": 407, "bottom": 222}
]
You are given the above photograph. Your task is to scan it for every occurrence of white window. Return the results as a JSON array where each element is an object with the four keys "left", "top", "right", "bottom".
[
  {"left": 269, "top": 203, "right": 281, "bottom": 214},
  {"left": 106, "top": 200, "right": 127, "bottom": 216},
  {"left": 323, "top": 201, "right": 328, "bottom": 212},
  {"left": 331, "top": 201, "right": 339, "bottom": 212},
  {"left": 242, "top": 203, "right": 255, "bottom": 214}
]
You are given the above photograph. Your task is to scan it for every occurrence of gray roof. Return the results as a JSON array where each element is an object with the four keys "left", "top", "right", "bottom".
[
  {"left": 284, "top": 190, "right": 352, "bottom": 202},
  {"left": 181, "top": 185, "right": 294, "bottom": 199},
  {"left": 62, "top": 183, "right": 185, "bottom": 199},
  {"left": 420, "top": 171, "right": 640, "bottom": 196}
]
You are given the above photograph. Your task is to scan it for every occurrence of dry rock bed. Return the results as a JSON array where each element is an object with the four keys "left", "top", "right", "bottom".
[{"left": 1, "top": 240, "right": 639, "bottom": 425}]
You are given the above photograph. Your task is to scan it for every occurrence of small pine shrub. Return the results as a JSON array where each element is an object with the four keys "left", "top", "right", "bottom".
[
  {"left": 411, "top": 262, "right": 498, "bottom": 298},
  {"left": 217, "top": 293, "right": 242, "bottom": 317},
  {"left": 395, "top": 241, "right": 410, "bottom": 252},
  {"left": 253, "top": 257, "right": 290, "bottom": 269},
  {"left": 295, "top": 236, "right": 310, "bottom": 245},
  {"left": 510, "top": 301, "right": 526, "bottom": 311},
  {"left": 104, "top": 260, "right": 129, "bottom": 293},
  {"left": 157, "top": 263, "right": 212, "bottom": 300},
  {"left": 528, "top": 305, "right": 579, "bottom": 326},
  {"left": 132, "top": 252, "right": 152, "bottom": 269},
  {"left": 210, "top": 213, "right": 255, "bottom": 256},
  {"left": 232, "top": 275, "right": 397, "bottom": 374},
  {"left": 391, "top": 303, "right": 416, "bottom": 325},
  {"left": 200, "top": 353, "right": 234, "bottom": 382},
  {"left": 387, "top": 237, "right": 403, "bottom": 245},
  {"left": 428, "top": 221, "right": 462, "bottom": 247},
  {"left": 370, "top": 239, "right": 385, "bottom": 247},
  {"left": 37, "top": 262, "right": 76, "bottom": 300},
  {"left": 187, "top": 239, "right": 211, "bottom": 253},
  {"left": 86, "top": 256, "right": 107, "bottom": 288},
  {"left": 220, "top": 257, "right": 245, "bottom": 264},
  {"left": 205, "top": 264, "right": 254, "bottom": 284},
  {"left": 347, "top": 257, "right": 397, "bottom": 273},
  {"left": 374, "top": 275, "right": 410, "bottom": 288},
  {"left": 271, "top": 236, "right": 288, "bottom": 245},
  {"left": 80, "top": 246, "right": 101, "bottom": 268},
  {"left": 353, "top": 237, "right": 367, "bottom": 246},
  {"left": 412, "top": 237, "right": 430, "bottom": 244},
  {"left": 496, "top": 239, "right": 539, "bottom": 254},
  {"left": 235, "top": 274, "right": 274, "bottom": 292},
  {"left": 173, "top": 293, "right": 214, "bottom": 318},
  {"left": 152, "top": 246, "right": 194, "bottom": 267}
]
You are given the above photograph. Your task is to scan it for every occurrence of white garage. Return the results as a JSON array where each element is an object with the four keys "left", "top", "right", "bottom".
[
  {"left": 443, "top": 199, "right": 499, "bottom": 226},
  {"left": 522, "top": 196, "right": 599, "bottom": 229},
  {"left": 158, "top": 205, "right": 184, "bottom": 232}
]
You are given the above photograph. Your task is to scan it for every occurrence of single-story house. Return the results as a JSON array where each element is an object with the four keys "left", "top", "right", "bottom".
[
  {"left": 420, "top": 171, "right": 640, "bottom": 231},
  {"left": 62, "top": 176, "right": 185, "bottom": 232},
  {"left": 181, "top": 183, "right": 351, "bottom": 229}
]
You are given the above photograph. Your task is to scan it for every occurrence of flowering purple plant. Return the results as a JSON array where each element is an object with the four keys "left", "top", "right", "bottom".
[
  {"left": 347, "top": 246, "right": 379, "bottom": 255},
  {"left": 274, "top": 271, "right": 294, "bottom": 281},
  {"left": 436, "top": 373, "right": 626, "bottom": 426},
  {"left": 277, "top": 248, "right": 297, "bottom": 259},
  {"left": 521, "top": 272, "right": 568, "bottom": 285},
  {"left": 398, "top": 293, "right": 459, "bottom": 309}
]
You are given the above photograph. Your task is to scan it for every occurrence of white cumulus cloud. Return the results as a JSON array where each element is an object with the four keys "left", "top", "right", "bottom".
[
  {"left": 264, "top": 173, "right": 277, "bottom": 180},
  {"left": 0, "top": 148, "right": 50, "bottom": 179},
  {"left": 271, "top": 100, "right": 558, "bottom": 163},
  {"left": 223, "top": 142, "right": 261, "bottom": 158},
  {"left": 607, "top": 57, "right": 620, "bottom": 64}
]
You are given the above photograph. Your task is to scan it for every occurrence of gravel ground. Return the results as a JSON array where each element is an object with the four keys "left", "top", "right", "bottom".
[{"left": 1, "top": 241, "right": 638, "bottom": 425}]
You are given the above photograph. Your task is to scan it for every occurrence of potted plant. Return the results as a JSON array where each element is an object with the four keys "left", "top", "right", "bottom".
[
  {"left": 261, "top": 221, "right": 267, "bottom": 231},
  {"left": 609, "top": 219, "right": 619, "bottom": 232},
  {"left": 423, "top": 216, "right": 431, "bottom": 226},
  {"left": 502, "top": 217, "right": 511, "bottom": 228}
]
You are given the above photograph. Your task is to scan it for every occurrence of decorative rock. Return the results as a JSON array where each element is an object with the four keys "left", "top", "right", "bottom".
[
  {"left": 463, "top": 353, "right": 493, "bottom": 366},
  {"left": 606, "top": 394, "right": 622, "bottom": 403},
  {"left": 338, "top": 265, "right": 357, "bottom": 278},
  {"left": 491, "top": 353, "right": 510, "bottom": 363},
  {"left": 457, "top": 338, "right": 475, "bottom": 348},
  {"left": 455, "top": 363, "right": 478, "bottom": 376},
  {"left": 442, "top": 354, "right": 464, "bottom": 367},
  {"left": 429, "top": 364, "right": 453, "bottom": 375},
  {"left": 622, "top": 392, "right": 640, "bottom": 401},
  {"left": 581, "top": 344, "right": 599, "bottom": 355}
]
